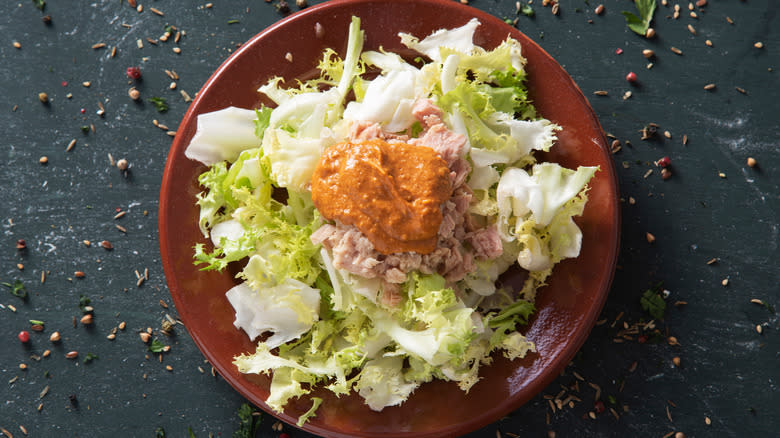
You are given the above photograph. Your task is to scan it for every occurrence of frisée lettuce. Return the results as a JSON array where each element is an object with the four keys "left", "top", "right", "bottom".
[{"left": 185, "top": 16, "right": 597, "bottom": 423}]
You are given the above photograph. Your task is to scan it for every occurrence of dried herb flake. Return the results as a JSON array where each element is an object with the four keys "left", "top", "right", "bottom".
[
  {"left": 233, "top": 403, "right": 261, "bottom": 438},
  {"left": 148, "top": 97, "right": 169, "bottom": 113},
  {"left": 78, "top": 294, "right": 91, "bottom": 312},
  {"left": 148, "top": 338, "right": 167, "bottom": 353},
  {"left": 519, "top": 4, "right": 535, "bottom": 17},
  {"left": 640, "top": 288, "right": 666, "bottom": 320},
  {"left": 2, "top": 280, "right": 27, "bottom": 299},
  {"left": 622, "top": 0, "right": 656, "bottom": 36}
]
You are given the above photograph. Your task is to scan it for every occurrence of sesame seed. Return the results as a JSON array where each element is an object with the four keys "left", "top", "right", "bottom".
[
  {"left": 754, "top": 42, "right": 764, "bottom": 49},
  {"left": 670, "top": 47, "right": 683, "bottom": 55},
  {"left": 704, "top": 83, "right": 716, "bottom": 90}
]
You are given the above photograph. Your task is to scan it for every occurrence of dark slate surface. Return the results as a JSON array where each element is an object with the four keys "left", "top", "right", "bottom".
[{"left": 1, "top": 1, "right": 777, "bottom": 437}]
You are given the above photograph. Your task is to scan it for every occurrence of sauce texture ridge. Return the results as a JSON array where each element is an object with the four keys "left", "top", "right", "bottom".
[{"left": 311, "top": 139, "right": 452, "bottom": 255}]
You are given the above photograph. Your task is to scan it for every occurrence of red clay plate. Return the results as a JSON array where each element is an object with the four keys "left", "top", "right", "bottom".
[{"left": 158, "top": 0, "right": 620, "bottom": 436}]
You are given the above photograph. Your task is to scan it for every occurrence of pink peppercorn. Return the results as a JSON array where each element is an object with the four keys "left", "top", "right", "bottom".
[
  {"left": 657, "top": 156, "right": 671, "bottom": 167},
  {"left": 126, "top": 66, "right": 142, "bottom": 80},
  {"left": 626, "top": 71, "right": 638, "bottom": 82},
  {"left": 594, "top": 400, "right": 606, "bottom": 414},
  {"left": 615, "top": 48, "right": 623, "bottom": 55},
  {"left": 18, "top": 330, "right": 30, "bottom": 343}
]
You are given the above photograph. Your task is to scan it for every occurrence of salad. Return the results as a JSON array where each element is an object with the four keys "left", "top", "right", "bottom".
[{"left": 184, "top": 17, "right": 597, "bottom": 424}]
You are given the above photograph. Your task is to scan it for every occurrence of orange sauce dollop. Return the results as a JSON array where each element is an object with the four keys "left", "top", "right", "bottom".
[{"left": 311, "top": 139, "right": 452, "bottom": 255}]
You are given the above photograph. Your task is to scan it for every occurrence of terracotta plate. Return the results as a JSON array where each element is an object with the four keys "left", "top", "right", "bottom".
[{"left": 159, "top": 0, "right": 620, "bottom": 436}]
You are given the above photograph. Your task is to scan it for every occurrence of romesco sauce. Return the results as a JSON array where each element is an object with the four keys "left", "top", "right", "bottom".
[{"left": 311, "top": 139, "right": 452, "bottom": 255}]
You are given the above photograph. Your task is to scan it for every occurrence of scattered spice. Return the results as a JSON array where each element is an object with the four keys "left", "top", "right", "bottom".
[
  {"left": 593, "top": 90, "right": 608, "bottom": 96},
  {"left": 626, "top": 72, "right": 638, "bottom": 83},
  {"left": 746, "top": 157, "right": 757, "bottom": 168},
  {"left": 80, "top": 314, "right": 93, "bottom": 325},
  {"left": 18, "top": 330, "right": 30, "bottom": 343},
  {"left": 65, "top": 351, "right": 79, "bottom": 359},
  {"left": 49, "top": 331, "right": 60, "bottom": 342},
  {"left": 642, "top": 49, "right": 655, "bottom": 58},
  {"left": 594, "top": 4, "right": 605, "bottom": 15},
  {"left": 703, "top": 83, "right": 716, "bottom": 90},
  {"left": 670, "top": 46, "right": 683, "bottom": 55}
]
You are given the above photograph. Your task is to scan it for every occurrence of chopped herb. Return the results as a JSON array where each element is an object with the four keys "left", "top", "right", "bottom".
[
  {"left": 187, "top": 426, "right": 196, "bottom": 438},
  {"left": 233, "top": 403, "right": 261, "bottom": 438},
  {"left": 155, "top": 427, "right": 166, "bottom": 438},
  {"left": 2, "top": 280, "right": 27, "bottom": 299},
  {"left": 29, "top": 319, "right": 45, "bottom": 326},
  {"left": 640, "top": 287, "right": 666, "bottom": 320},
  {"left": 78, "top": 294, "right": 91, "bottom": 313},
  {"left": 608, "top": 395, "right": 618, "bottom": 405},
  {"left": 80, "top": 125, "right": 90, "bottom": 134},
  {"left": 83, "top": 353, "right": 98, "bottom": 364},
  {"left": 149, "top": 338, "right": 167, "bottom": 353},
  {"left": 227, "top": 19, "right": 240, "bottom": 24},
  {"left": 622, "top": 0, "right": 656, "bottom": 36},
  {"left": 519, "top": 4, "right": 535, "bottom": 17},
  {"left": 32, "top": 0, "right": 45, "bottom": 11},
  {"left": 148, "top": 97, "right": 169, "bottom": 113}
]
